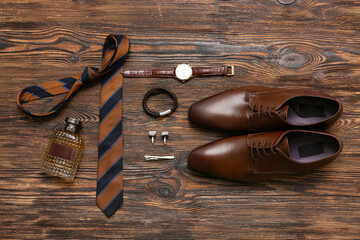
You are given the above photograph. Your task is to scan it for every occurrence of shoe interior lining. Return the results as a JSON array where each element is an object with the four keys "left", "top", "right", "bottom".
[
  {"left": 286, "top": 97, "right": 338, "bottom": 125},
  {"left": 288, "top": 132, "right": 339, "bottom": 163}
]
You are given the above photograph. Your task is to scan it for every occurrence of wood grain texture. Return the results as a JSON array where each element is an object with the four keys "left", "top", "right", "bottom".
[{"left": 0, "top": 0, "right": 359, "bottom": 239}]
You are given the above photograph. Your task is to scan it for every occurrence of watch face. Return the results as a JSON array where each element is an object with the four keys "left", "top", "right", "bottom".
[{"left": 175, "top": 64, "right": 192, "bottom": 81}]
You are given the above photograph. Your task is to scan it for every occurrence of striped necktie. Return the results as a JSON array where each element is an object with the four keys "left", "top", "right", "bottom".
[{"left": 16, "top": 35, "right": 130, "bottom": 218}]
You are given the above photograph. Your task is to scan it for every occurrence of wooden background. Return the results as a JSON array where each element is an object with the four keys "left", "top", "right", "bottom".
[{"left": 0, "top": 0, "right": 359, "bottom": 239}]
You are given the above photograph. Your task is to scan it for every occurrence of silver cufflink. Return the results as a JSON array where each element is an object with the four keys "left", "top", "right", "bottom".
[
  {"left": 148, "top": 131, "right": 156, "bottom": 144},
  {"left": 161, "top": 131, "right": 168, "bottom": 145}
]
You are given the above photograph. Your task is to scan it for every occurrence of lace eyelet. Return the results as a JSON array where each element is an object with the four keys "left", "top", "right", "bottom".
[
  {"left": 250, "top": 104, "right": 277, "bottom": 120},
  {"left": 251, "top": 140, "right": 277, "bottom": 162}
]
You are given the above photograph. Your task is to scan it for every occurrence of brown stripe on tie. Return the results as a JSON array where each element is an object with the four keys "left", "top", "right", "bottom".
[
  {"left": 45, "top": 86, "right": 69, "bottom": 96},
  {"left": 67, "top": 81, "right": 83, "bottom": 94},
  {"left": 100, "top": 74, "right": 123, "bottom": 106},
  {"left": 38, "top": 80, "right": 65, "bottom": 89},
  {"left": 102, "top": 48, "right": 116, "bottom": 68},
  {"left": 114, "top": 39, "right": 130, "bottom": 59},
  {"left": 98, "top": 102, "right": 123, "bottom": 142},
  {"left": 96, "top": 172, "right": 124, "bottom": 210},
  {"left": 97, "top": 136, "right": 123, "bottom": 179},
  {"left": 21, "top": 92, "right": 37, "bottom": 101}
]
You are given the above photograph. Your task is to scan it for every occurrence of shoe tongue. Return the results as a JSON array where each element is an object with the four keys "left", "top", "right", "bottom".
[
  {"left": 279, "top": 104, "right": 289, "bottom": 120},
  {"left": 277, "top": 136, "right": 290, "bottom": 156}
]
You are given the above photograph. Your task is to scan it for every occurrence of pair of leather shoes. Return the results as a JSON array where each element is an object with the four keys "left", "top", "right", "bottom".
[{"left": 188, "top": 86, "right": 343, "bottom": 182}]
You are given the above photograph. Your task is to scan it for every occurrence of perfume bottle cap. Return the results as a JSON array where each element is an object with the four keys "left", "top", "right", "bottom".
[
  {"left": 65, "top": 117, "right": 82, "bottom": 132},
  {"left": 66, "top": 117, "right": 81, "bottom": 125}
]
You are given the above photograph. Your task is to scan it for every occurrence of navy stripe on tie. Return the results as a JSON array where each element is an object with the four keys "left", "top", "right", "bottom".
[
  {"left": 24, "top": 91, "right": 40, "bottom": 99},
  {"left": 115, "top": 35, "right": 124, "bottom": 47},
  {"left": 101, "top": 37, "right": 124, "bottom": 72},
  {"left": 103, "top": 190, "right": 123, "bottom": 218},
  {"left": 109, "top": 55, "right": 128, "bottom": 73},
  {"left": 101, "top": 65, "right": 124, "bottom": 87},
  {"left": 58, "top": 77, "right": 76, "bottom": 90},
  {"left": 100, "top": 86, "right": 123, "bottom": 110},
  {"left": 58, "top": 77, "right": 77, "bottom": 85},
  {"left": 102, "top": 37, "right": 122, "bottom": 59},
  {"left": 97, "top": 156, "right": 123, "bottom": 183},
  {"left": 61, "top": 84, "right": 71, "bottom": 90},
  {"left": 18, "top": 105, "right": 33, "bottom": 117},
  {"left": 80, "top": 67, "right": 91, "bottom": 84},
  {"left": 99, "top": 87, "right": 123, "bottom": 122},
  {"left": 24, "top": 85, "right": 53, "bottom": 99},
  {"left": 98, "top": 119, "right": 123, "bottom": 159},
  {"left": 96, "top": 157, "right": 123, "bottom": 197},
  {"left": 98, "top": 119, "right": 122, "bottom": 146},
  {"left": 98, "top": 133, "right": 122, "bottom": 160},
  {"left": 99, "top": 100, "right": 122, "bottom": 125}
]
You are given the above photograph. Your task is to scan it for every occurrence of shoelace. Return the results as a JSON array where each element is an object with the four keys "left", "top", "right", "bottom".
[
  {"left": 250, "top": 140, "right": 277, "bottom": 162},
  {"left": 250, "top": 104, "right": 278, "bottom": 120}
]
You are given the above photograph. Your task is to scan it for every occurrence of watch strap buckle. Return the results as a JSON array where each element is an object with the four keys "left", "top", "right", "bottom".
[{"left": 226, "top": 65, "right": 235, "bottom": 76}]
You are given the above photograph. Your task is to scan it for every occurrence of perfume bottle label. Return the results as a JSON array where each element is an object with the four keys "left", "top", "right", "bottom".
[{"left": 48, "top": 142, "right": 76, "bottom": 161}]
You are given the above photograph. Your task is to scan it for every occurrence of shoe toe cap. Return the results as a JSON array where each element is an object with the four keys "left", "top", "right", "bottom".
[
  {"left": 188, "top": 101, "right": 207, "bottom": 126},
  {"left": 188, "top": 136, "right": 251, "bottom": 181},
  {"left": 188, "top": 146, "right": 208, "bottom": 173},
  {"left": 188, "top": 100, "right": 232, "bottom": 131},
  {"left": 188, "top": 90, "right": 249, "bottom": 132}
]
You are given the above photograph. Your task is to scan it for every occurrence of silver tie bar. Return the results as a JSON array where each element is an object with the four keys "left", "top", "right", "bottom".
[{"left": 144, "top": 155, "right": 175, "bottom": 161}]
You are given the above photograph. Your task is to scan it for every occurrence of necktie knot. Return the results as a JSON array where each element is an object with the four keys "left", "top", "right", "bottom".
[
  {"left": 79, "top": 67, "right": 100, "bottom": 85},
  {"left": 16, "top": 35, "right": 129, "bottom": 118}
]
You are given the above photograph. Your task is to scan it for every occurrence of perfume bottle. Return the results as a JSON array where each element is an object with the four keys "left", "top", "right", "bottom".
[{"left": 41, "top": 117, "right": 85, "bottom": 180}]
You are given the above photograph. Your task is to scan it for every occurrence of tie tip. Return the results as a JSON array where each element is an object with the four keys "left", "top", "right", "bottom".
[
  {"left": 97, "top": 190, "right": 123, "bottom": 218},
  {"left": 103, "top": 210, "right": 115, "bottom": 218}
]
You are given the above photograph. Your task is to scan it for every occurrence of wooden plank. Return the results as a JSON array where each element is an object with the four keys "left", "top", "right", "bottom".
[{"left": 0, "top": 0, "right": 359, "bottom": 239}]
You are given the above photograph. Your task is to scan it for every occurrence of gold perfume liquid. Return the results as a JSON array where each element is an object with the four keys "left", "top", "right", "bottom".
[{"left": 41, "top": 117, "right": 84, "bottom": 180}]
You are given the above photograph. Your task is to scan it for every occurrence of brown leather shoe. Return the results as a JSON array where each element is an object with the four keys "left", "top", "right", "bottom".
[
  {"left": 188, "top": 130, "right": 342, "bottom": 182},
  {"left": 189, "top": 86, "right": 342, "bottom": 132}
]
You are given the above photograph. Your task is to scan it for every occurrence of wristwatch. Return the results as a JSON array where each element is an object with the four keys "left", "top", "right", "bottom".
[{"left": 121, "top": 64, "right": 234, "bottom": 82}]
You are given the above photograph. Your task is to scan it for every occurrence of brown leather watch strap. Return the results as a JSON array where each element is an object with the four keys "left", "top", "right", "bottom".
[
  {"left": 121, "top": 69, "right": 175, "bottom": 78},
  {"left": 192, "top": 66, "right": 229, "bottom": 77},
  {"left": 121, "top": 65, "right": 234, "bottom": 79}
]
